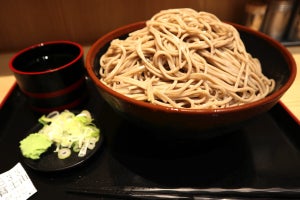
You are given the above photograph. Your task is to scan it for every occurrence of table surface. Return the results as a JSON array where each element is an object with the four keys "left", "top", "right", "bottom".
[{"left": 1, "top": 46, "right": 300, "bottom": 123}]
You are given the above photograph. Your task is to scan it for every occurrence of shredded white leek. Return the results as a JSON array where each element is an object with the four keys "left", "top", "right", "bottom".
[{"left": 36, "top": 109, "right": 100, "bottom": 159}]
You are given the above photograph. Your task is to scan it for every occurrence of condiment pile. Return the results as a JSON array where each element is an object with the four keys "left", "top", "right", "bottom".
[{"left": 19, "top": 110, "right": 100, "bottom": 160}]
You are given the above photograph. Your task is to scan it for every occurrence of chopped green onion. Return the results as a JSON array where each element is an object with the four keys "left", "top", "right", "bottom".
[
  {"left": 87, "top": 138, "right": 97, "bottom": 150},
  {"left": 20, "top": 109, "right": 100, "bottom": 160},
  {"left": 58, "top": 148, "right": 71, "bottom": 159},
  {"left": 72, "top": 142, "right": 80, "bottom": 152}
]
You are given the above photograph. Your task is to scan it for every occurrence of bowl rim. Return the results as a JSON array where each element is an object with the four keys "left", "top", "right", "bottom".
[
  {"left": 9, "top": 40, "right": 84, "bottom": 75},
  {"left": 86, "top": 21, "right": 297, "bottom": 115}
]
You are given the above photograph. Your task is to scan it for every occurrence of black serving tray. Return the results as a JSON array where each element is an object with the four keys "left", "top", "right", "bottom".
[{"left": 1, "top": 78, "right": 300, "bottom": 200}]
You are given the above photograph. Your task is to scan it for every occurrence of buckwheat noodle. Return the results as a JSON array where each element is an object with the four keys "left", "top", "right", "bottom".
[{"left": 99, "top": 8, "right": 275, "bottom": 109}]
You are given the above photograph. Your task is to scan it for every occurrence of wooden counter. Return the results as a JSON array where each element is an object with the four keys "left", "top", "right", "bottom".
[{"left": 280, "top": 47, "right": 300, "bottom": 123}]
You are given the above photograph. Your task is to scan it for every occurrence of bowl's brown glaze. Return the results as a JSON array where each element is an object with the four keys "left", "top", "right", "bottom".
[{"left": 86, "top": 21, "right": 296, "bottom": 135}]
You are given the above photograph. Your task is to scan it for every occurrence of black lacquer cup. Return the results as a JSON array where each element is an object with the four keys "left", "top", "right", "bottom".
[{"left": 9, "top": 41, "right": 87, "bottom": 112}]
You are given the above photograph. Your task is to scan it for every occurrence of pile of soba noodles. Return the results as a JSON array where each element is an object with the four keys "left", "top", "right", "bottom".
[{"left": 99, "top": 8, "right": 275, "bottom": 109}]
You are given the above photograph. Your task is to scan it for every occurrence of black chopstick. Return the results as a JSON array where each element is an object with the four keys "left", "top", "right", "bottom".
[
  {"left": 66, "top": 187, "right": 192, "bottom": 199},
  {"left": 130, "top": 187, "right": 300, "bottom": 197},
  {"left": 66, "top": 186, "right": 300, "bottom": 199}
]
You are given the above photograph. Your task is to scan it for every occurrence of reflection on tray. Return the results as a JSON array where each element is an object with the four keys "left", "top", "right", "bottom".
[{"left": 109, "top": 119, "right": 253, "bottom": 187}]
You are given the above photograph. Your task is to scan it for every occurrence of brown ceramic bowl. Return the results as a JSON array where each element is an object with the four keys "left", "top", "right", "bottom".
[{"left": 85, "top": 21, "right": 296, "bottom": 136}]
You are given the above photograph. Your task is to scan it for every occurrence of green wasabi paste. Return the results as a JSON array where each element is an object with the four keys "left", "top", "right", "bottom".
[{"left": 19, "top": 133, "right": 52, "bottom": 160}]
